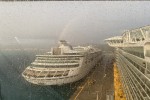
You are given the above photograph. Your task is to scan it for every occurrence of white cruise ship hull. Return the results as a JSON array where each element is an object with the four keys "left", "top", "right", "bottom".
[
  {"left": 22, "top": 54, "right": 101, "bottom": 85},
  {"left": 22, "top": 40, "right": 101, "bottom": 85}
]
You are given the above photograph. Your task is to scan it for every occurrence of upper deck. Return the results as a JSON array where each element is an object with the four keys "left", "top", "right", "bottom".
[{"left": 105, "top": 25, "right": 150, "bottom": 47}]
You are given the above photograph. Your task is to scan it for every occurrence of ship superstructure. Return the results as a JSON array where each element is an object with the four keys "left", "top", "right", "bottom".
[
  {"left": 22, "top": 40, "right": 101, "bottom": 85},
  {"left": 105, "top": 25, "right": 150, "bottom": 100}
]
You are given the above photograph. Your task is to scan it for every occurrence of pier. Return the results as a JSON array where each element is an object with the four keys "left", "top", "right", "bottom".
[
  {"left": 114, "top": 63, "right": 126, "bottom": 100},
  {"left": 70, "top": 52, "right": 114, "bottom": 100}
]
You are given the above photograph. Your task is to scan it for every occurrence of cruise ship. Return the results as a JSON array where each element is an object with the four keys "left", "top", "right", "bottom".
[
  {"left": 105, "top": 25, "right": 150, "bottom": 100},
  {"left": 22, "top": 40, "right": 101, "bottom": 85}
]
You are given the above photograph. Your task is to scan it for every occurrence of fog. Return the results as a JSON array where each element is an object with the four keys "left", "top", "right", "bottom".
[{"left": 0, "top": 1, "right": 150, "bottom": 48}]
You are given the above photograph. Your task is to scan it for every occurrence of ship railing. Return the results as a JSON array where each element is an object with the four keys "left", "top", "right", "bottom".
[
  {"left": 36, "top": 57, "right": 80, "bottom": 60},
  {"left": 118, "top": 54, "right": 150, "bottom": 99},
  {"left": 117, "top": 62, "right": 140, "bottom": 100},
  {"left": 118, "top": 52, "right": 150, "bottom": 99},
  {"left": 32, "top": 62, "right": 79, "bottom": 66},
  {"left": 36, "top": 71, "right": 48, "bottom": 78},
  {"left": 125, "top": 60, "right": 150, "bottom": 99},
  {"left": 34, "top": 59, "right": 79, "bottom": 63},
  {"left": 23, "top": 69, "right": 70, "bottom": 79},
  {"left": 120, "top": 49, "right": 144, "bottom": 58},
  {"left": 116, "top": 62, "right": 133, "bottom": 100},
  {"left": 121, "top": 50, "right": 150, "bottom": 75},
  {"left": 44, "top": 72, "right": 51, "bottom": 79},
  {"left": 116, "top": 60, "right": 134, "bottom": 100},
  {"left": 106, "top": 38, "right": 147, "bottom": 47},
  {"left": 119, "top": 60, "right": 148, "bottom": 100},
  {"left": 105, "top": 36, "right": 123, "bottom": 47},
  {"left": 107, "top": 42, "right": 123, "bottom": 47},
  {"left": 134, "top": 38, "right": 144, "bottom": 43},
  {"left": 30, "top": 63, "right": 79, "bottom": 68},
  {"left": 36, "top": 55, "right": 83, "bottom": 57}
]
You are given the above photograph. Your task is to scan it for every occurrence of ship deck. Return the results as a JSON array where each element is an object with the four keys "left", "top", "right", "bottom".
[{"left": 70, "top": 52, "right": 114, "bottom": 100}]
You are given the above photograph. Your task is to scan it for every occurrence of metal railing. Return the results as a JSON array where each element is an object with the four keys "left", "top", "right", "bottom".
[{"left": 116, "top": 51, "right": 150, "bottom": 100}]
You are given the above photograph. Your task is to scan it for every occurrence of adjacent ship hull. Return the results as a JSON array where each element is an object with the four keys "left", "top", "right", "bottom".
[
  {"left": 105, "top": 25, "right": 150, "bottom": 100},
  {"left": 22, "top": 40, "right": 101, "bottom": 85}
]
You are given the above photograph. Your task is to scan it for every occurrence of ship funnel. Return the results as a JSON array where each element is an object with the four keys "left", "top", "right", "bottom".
[{"left": 59, "top": 40, "right": 68, "bottom": 46}]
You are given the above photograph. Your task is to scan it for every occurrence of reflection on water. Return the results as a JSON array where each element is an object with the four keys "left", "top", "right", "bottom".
[{"left": 0, "top": 50, "right": 80, "bottom": 100}]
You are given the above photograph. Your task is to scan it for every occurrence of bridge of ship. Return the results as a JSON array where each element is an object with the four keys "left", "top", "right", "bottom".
[{"left": 105, "top": 25, "right": 150, "bottom": 47}]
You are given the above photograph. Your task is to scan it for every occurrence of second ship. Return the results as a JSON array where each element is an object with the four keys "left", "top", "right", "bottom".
[{"left": 22, "top": 40, "right": 101, "bottom": 85}]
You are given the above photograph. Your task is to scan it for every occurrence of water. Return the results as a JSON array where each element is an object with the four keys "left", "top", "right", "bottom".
[{"left": 0, "top": 50, "right": 80, "bottom": 100}]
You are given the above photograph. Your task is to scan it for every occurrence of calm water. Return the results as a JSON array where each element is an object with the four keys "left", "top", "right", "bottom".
[{"left": 0, "top": 50, "right": 80, "bottom": 100}]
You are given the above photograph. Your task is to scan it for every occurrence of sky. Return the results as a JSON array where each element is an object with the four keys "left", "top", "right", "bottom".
[{"left": 0, "top": 1, "right": 150, "bottom": 48}]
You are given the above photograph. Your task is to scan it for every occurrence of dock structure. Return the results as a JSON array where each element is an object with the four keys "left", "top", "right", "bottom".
[
  {"left": 70, "top": 52, "right": 114, "bottom": 100},
  {"left": 114, "top": 63, "right": 126, "bottom": 100}
]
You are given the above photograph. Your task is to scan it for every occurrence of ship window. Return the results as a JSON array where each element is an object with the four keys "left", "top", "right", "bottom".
[
  {"left": 145, "top": 50, "right": 150, "bottom": 57},
  {"left": 47, "top": 74, "right": 53, "bottom": 77},
  {"left": 63, "top": 70, "right": 69, "bottom": 76},
  {"left": 57, "top": 71, "right": 64, "bottom": 74},
  {"left": 63, "top": 73, "right": 69, "bottom": 76},
  {"left": 54, "top": 74, "right": 62, "bottom": 77}
]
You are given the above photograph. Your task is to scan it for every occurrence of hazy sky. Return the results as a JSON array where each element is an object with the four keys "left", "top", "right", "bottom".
[{"left": 0, "top": 1, "right": 150, "bottom": 47}]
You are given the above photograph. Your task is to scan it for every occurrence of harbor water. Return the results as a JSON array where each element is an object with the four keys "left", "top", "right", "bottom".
[{"left": 0, "top": 50, "right": 79, "bottom": 100}]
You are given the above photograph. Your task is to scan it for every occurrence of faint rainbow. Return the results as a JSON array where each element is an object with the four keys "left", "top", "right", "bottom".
[{"left": 58, "top": 16, "right": 81, "bottom": 40}]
